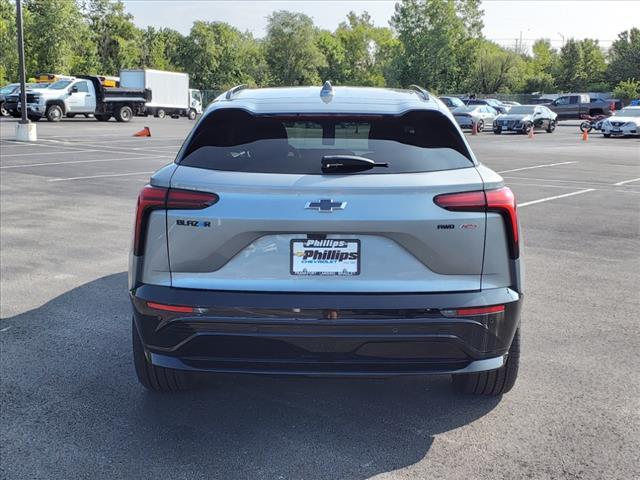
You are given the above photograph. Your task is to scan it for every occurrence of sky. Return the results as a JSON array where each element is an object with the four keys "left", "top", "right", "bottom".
[{"left": 122, "top": 0, "right": 640, "bottom": 51}]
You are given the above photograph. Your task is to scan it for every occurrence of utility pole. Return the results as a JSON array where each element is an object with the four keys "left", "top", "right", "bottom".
[
  {"left": 558, "top": 32, "right": 565, "bottom": 48},
  {"left": 15, "top": 0, "right": 37, "bottom": 141}
]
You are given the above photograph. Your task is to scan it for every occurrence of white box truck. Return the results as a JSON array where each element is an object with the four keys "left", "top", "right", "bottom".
[{"left": 119, "top": 69, "right": 202, "bottom": 120}]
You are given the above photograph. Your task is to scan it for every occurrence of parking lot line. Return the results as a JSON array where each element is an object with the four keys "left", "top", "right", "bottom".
[
  {"left": 507, "top": 181, "right": 640, "bottom": 195},
  {"left": 48, "top": 171, "right": 155, "bottom": 182},
  {"left": 1, "top": 155, "right": 172, "bottom": 170},
  {"left": 613, "top": 177, "right": 640, "bottom": 186},
  {"left": 1, "top": 149, "right": 97, "bottom": 158},
  {"left": 497, "top": 161, "right": 578, "bottom": 174},
  {"left": 503, "top": 175, "right": 621, "bottom": 186},
  {"left": 518, "top": 188, "right": 595, "bottom": 208}
]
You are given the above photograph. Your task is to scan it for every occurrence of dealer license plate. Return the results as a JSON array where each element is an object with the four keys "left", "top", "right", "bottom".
[{"left": 291, "top": 239, "right": 360, "bottom": 276}]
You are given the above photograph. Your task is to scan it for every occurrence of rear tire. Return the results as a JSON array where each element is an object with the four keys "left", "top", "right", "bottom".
[
  {"left": 155, "top": 109, "right": 166, "bottom": 119},
  {"left": 476, "top": 120, "right": 484, "bottom": 133},
  {"left": 547, "top": 120, "right": 557, "bottom": 133},
  {"left": 115, "top": 105, "right": 133, "bottom": 122},
  {"left": 452, "top": 328, "right": 520, "bottom": 396},
  {"left": 132, "top": 318, "right": 197, "bottom": 392}
]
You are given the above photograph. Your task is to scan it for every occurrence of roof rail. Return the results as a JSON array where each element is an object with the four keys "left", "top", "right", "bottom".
[
  {"left": 225, "top": 84, "right": 247, "bottom": 100},
  {"left": 409, "top": 85, "right": 430, "bottom": 101}
]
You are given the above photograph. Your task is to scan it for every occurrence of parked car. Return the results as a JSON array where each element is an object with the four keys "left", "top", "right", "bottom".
[
  {"left": 502, "top": 101, "right": 521, "bottom": 106},
  {"left": 600, "top": 107, "right": 640, "bottom": 137},
  {"left": 545, "top": 94, "right": 614, "bottom": 119},
  {"left": 452, "top": 105, "right": 498, "bottom": 132},
  {"left": 0, "top": 83, "right": 20, "bottom": 116},
  {"left": 493, "top": 105, "right": 557, "bottom": 134},
  {"left": 13, "top": 76, "right": 149, "bottom": 122},
  {"left": 129, "top": 83, "right": 523, "bottom": 395},
  {"left": 120, "top": 69, "right": 202, "bottom": 120},
  {"left": 439, "top": 96, "right": 465, "bottom": 110},
  {"left": 464, "top": 98, "right": 510, "bottom": 114}
]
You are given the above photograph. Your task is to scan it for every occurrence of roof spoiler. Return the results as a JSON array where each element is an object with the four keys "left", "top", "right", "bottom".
[
  {"left": 409, "top": 85, "right": 430, "bottom": 101},
  {"left": 225, "top": 84, "right": 247, "bottom": 100}
]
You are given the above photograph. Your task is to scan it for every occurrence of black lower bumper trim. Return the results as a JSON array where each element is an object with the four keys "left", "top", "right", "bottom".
[{"left": 131, "top": 286, "right": 522, "bottom": 376}]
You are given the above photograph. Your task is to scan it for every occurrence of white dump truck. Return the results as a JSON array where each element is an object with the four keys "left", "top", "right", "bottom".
[{"left": 119, "top": 69, "right": 202, "bottom": 120}]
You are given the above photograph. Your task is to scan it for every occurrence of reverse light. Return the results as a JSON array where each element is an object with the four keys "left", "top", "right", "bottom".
[
  {"left": 434, "top": 187, "right": 519, "bottom": 259},
  {"left": 133, "top": 185, "right": 218, "bottom": 256}
]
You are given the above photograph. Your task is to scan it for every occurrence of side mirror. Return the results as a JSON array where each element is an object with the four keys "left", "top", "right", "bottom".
[{"left": 70, "top": 86, "right": 78, "bottom": 94}]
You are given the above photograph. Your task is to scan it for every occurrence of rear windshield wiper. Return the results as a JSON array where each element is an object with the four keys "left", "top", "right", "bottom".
[{"left": 321, "top": 155, "right": 389, "bottom": 174}]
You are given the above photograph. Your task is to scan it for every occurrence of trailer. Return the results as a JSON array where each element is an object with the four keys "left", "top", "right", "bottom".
[{"left": 119, "top": 69, "right": 202, "bottom": 120}]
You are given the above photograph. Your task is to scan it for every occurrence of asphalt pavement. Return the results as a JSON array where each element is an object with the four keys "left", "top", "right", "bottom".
[{"left": 1, "top": 116, "right": 639, "bottom": 480}]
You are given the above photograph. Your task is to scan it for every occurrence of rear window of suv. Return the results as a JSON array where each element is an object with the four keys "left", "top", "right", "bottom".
[{"left": 179, "top": 108, "right": 473, "bottom": 174}]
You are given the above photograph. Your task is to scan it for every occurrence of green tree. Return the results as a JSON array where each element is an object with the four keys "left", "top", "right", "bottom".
[
  {"left": 612, "top": 79, "right": 640, "bottom": 104},
  {"left": 530, "top": 39, "right": 557, "bottom": 76},
  {"left": 0, "top": 0, "right": 18, "bottom": 84},
  {"left": 85, "top": 0, "right": 141, "bottom": 75},
  {"left": 468, "top": 40, "right": 522, "bottom": 93},
  {"left": 333, "top": 12, "right": 398, "bottom": 86},
  {"left": 555, "top": 38, "right": 585, "bottom": 91},
  {"left": 265, "top": 11, "right": 325, "bottom": 86},
  {"left": 391, "top": 0, "right": 483, "bottom": 92},
  {"left": 23, "top": 0, "right": 97, "bottom": 76},
  {"left": 607, "top": 28, "right": 640, "bottom": 85},
  {"left": 178, "top": 21, "right": 266, "bottom": 89},
  {"left": 579, "top": 39, "right": 607, "bottom": 90},
  {"left": 316, "top": 30, "right": 347, "bottom": 84}
]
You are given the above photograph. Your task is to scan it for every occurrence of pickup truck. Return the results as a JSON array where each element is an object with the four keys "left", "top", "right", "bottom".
[
  {"left": 544, "top": 94, "right": 614, "bottom": 119},
  {"left": 10, "top": 75, "right": 150, "bottom": 122}
]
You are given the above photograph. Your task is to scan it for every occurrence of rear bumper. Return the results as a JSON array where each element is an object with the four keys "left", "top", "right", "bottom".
[{"left": 131, "top": 286, "right": 522, "bottom": 376}]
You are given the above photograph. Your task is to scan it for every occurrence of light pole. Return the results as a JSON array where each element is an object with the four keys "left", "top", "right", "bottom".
[{"left": 15, "top": 0, "right": 37, "bottom": 141}]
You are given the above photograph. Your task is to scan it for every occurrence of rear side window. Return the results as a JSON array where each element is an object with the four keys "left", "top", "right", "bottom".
[{"left": 179, "top": 109, "right": 473, "bottom": 174}]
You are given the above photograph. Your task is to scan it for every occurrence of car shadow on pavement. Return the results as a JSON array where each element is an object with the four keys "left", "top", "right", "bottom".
[{"left": 1, "top": 272, "right": 500, "bottom": 480}]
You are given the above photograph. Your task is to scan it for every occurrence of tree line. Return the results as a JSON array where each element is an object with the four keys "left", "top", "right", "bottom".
[{"left": 1, "top": 0, "right": 639, "bottom": 100}]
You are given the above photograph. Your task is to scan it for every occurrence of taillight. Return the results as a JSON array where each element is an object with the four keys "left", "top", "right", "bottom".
[
  {"left": 146, "top": 301, "right": 194, "bottom": 313},
  {"left": 166, "top": 189, "right": 219, "bottom": 209},
  {"left": 486, "top": 187, "right": 518, "bottom": 258},
  {"left": 133, "top": 186, "right": 218, "bottom": 256},
  {"left": 133, "top": 186, "right": 167, "bottom": 256},
  {"left": 454, "top": 305, "right": 505, "bottom": 316},
  {"left": 434, "top": 187, "right": 519, "bottom": 259}
]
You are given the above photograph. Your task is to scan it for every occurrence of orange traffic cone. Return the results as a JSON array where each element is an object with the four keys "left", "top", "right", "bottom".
[
  {"left": 582, "top": 129, "right": 588, "bottom": 141},
  {"left": 471, "top": 122, "right": 477, "bottom": 136},
  {"left": 133, "top": 126, "right": 151, "bottom": 137},
  {"left": 528, "top": 126, "right": 534, "bottom": 139}
]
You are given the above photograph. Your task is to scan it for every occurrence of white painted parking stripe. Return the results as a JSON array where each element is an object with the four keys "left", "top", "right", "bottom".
[
  {"left": 507, "top": 181, "right": 640, "bottom": 195},
  {"left": 1, "top": 149, "right": 97, "bottom": 158},
  {"left": 48, "top": 171, "right": 154, "bottom": 182},
  {"left": 1, "top": 155, "right": 172, "bottom": 169},
  {"left": 498, "top": 161, "right": 577, "bottom": 174},
  {"left": 518, "top": 189, "right": 595, "bottom": 208},
  {"left": 503, "top": 175, "right": 615, "bottom": 186},
  {"left": 613, "top": 177, "right": 640, "bottom": 186}
]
